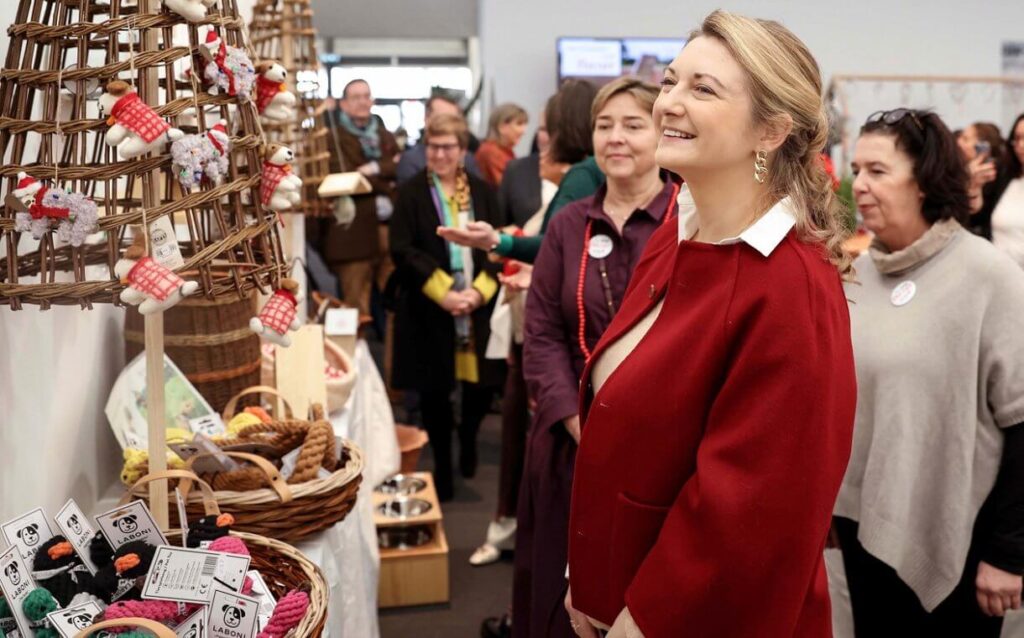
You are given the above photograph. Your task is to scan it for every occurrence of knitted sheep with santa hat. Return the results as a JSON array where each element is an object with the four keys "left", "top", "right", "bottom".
[
  {"left": 115, "top": 234, "right": 199, "bottom": 314},
  {"left": 9, "top": 172, "right": 99, "bottom": 246},
  {"left": 170, "top": 119, "right": 231, "bottom": 190},
  {"left": 200, "top": 28, "right": 256, "bottom": 100},
  {"left": 250, "top": 278, "right": 303, "bottom": 347}
]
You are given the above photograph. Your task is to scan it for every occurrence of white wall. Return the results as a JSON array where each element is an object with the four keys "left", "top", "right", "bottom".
[{"left": 478, "top": 0, "right": 1024, "bottom": 157}]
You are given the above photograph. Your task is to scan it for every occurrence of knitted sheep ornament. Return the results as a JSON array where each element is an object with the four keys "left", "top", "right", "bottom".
[
  {"left": 186, "top": 513, "right": 235, "bottom": 548},
  {"left": 7, "top": 172, "right": 100, "bottom": 246},
  {"left": 115, "top": 234, "right": 199, "bottom": 314},
  {"left": 200, "top": 29, "right": 256, "bottom": 99},
  {"left": 31, "top": 536, "right": 94, "bottom": 607},
  {"left": 171, "top": 119, "right": 231, "bottom": 190},
  {"left": 250, "top": 278, "right": 302, "bottom": 347}
]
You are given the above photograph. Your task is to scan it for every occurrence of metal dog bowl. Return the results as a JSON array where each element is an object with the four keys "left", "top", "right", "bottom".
[
  {"left": 375, "top": 474, "right": 427, "bottom": 496},
  {"left": 378, "top": 524, "right": 433, "bottom": 550},
  {"left": 376, "top": 496, "right": 433, "bottom": 520}
]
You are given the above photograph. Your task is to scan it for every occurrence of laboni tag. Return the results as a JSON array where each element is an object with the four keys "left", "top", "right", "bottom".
[
  {"left": 244, "top": 570, "right": 277, "bottom": 631},
  {"left": 208, "top": 589, "right": 260, "bottom": 638},
  {"left": 324, "top": 307, "right": 359, "bottom": 336},
  {"left": 142, "top": 546, "right": 250, "bottom": 604},
  {"left": 0, "top": 545, "right": 38, "bottom": 638},
  {"left": 94, "top": 500, "right": 168, "bottom": 550},
  {"left": 45, "top": 600, "right": 105, "bottom": 638},
  {"left": 55, "top": 499, "right": 100, "bottom": 574},
  {"left": 176, "top": 608, "right": 206, "bottom": 638},
  {"left": 1, "top": 507, "right": 56, "bottom": 565},
  {"left": 0, "top": 617, "right": 16, "bottom": 634}
]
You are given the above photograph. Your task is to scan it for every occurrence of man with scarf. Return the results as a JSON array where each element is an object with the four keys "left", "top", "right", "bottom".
[{"left": 317, "top": 78, "right": 398, "bottom": 318}]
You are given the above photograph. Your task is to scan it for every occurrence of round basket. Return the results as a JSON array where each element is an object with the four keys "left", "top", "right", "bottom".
[
  {"left": 130, "top": 387, "right": 364, "bottom": 542},
  {"left": 100, "top": 471, "right": 328, "bottom": 637}
]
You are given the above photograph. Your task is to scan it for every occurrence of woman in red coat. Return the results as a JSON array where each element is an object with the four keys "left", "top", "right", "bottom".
[{"left": 565, "top": 11, "right": 857, "bottom": 638}]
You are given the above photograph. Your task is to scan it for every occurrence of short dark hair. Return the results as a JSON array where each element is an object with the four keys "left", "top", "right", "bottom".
[
  {"left": 548, "top": 79, "right": 598, "bottom": 165},
  {"left": 426, "top": 94, "right": 460, "bottom": 115},
  {"left": 1008, "top": 112, "right": 1024, "bottom": 179},
  {"left": 860, "top": 109, "right": 970, "bottom": 226},
  {"left": 342, "top": 79, "right": 369, "bottom": 99}
]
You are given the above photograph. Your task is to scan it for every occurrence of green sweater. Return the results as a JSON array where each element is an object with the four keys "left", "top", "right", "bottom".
[{"left": 494, "top": 156, "right": 605, "bottom": 263}]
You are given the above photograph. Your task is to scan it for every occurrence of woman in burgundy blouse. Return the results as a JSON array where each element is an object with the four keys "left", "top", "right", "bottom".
[{"left": 514, "top": 77, "right": 674, "bottom": 638}]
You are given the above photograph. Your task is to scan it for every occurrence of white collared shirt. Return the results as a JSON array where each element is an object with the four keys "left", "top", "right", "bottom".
[{"left": 675, "top": 184, "right": 797, "bottom": 257}]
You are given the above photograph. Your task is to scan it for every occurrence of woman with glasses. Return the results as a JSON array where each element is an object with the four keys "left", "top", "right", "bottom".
[
  {"left": 389, "top": 113, "right": 505, "bottom": 501},
  {"left": 991, "top": 113, "right": 1024, "bottom": 267},
  {"left": 834, "top": 107, "right": 1024, "bottom": 635}
]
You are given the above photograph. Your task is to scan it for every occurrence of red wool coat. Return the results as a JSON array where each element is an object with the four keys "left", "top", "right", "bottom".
[{"left": 568, "top": 220, "right": 856, "bottom": 638}]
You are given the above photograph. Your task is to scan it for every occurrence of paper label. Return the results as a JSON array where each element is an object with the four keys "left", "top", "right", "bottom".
[
  {"left": 46, "top": 601, "right": 105, "bottom": 637},
  {"left": 169, "top": 433, "right": 240, "bottom": 473},
  {"left": 149, "top": 215, "right": 185, "bottom": 270},
  {"left": 188, "top": 414, "right": 226, "bottom": 438},
  {"left": 0, "top": 618, "right": 16, "bottom": 634},
  {"left": 176, "top": 608, "right": 207, "bottom": 638},
  {"left": 0, "top": 546, "right": 37, "bottom": 638},
  {"left": 207, "top": 589, "right": 260, "bottom": 638},
  {"left": 175, "top": 489, "right": 190, "bottom": 548},
  {"left": 54, "top": 499, "right": 100, "bottom": 574},
  {"left": 94, "top": 500, "right": 168, "bottom": 550},
  {"left": 1, "top": 508, "right": 56, "bottom": 567},
  {"left": 142, "top": 546, "right": 250, "bottom": 604},
  {"left": 324, "top": 308, "right": 359, "bottom": 336},
  {"left": 279, "top": 447, "right": 331, "bottom": 481},
  {"left": 245, "top": 570, "right": 277, "bottom": 631}
]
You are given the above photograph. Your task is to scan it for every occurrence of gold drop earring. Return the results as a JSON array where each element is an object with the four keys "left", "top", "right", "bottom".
[{"left": 754, "top": 150, "right": 768, "bottom": 184}]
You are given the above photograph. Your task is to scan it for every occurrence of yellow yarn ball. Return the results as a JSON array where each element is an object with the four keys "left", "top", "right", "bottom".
[{"left": 227, "top": 412, "right": 264, "bottom": 436}]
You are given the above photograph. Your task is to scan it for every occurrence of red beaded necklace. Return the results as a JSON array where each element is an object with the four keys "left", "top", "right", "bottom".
[{"left": 577, "top": 181, "right": 680, "bottom": 361}]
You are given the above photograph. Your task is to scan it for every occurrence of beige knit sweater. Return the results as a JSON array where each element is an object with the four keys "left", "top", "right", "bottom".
[{"left": 835, "top": 219, "right": 1024, "bottom": 610}]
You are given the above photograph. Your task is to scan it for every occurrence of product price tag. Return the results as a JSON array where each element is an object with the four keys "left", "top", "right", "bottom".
[
  {"left": 0, "top": 546, "right": 37, "bottom": 638},
  {"left": 1, "top": 508, "right": 56, "bottom": 566},
  {"left": 94, "top": 500, "right": 168, "bottom": 550},
  {"left": 149, "top": 215, "right": 185, "bottom": 270},
  {"left": 189, "top": 414, "right": 227, "bottom": 438},
  {"left": 207, "top": 589, "right": 260, "bottom": 638},
  {"left": 175, "top": 489, "right": 190, "bottom": 548},
  {"left": 45, "top": 600, "right": 105, "bottom": 637},
  {"left": 245, "top": 570, "right": 277, "bottom": 631},
  {"left": 142, "top": 546, "right": 250, "bottom": 604},
  {"left": 169, "top": 433, "right": 240, "bottom": 473},
  {"left": 175, "top": 608, "right": 207, "bottom": 638},
  {"left": 54, "top": 498, "right": 100, "bottom": 574},
  {"left": 324, "top": 307, "right": 359, "bottom": 336}
]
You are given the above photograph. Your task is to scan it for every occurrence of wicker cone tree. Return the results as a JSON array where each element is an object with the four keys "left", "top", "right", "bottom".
[
  {"left": 0, "top": 0, "right": 289, "bottom": 527},
  {"left": 248, "top": 0, "right": 331, "bottom": 216}
]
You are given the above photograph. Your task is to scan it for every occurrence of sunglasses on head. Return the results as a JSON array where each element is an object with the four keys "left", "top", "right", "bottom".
[{"left": 866, "top": 109, "right": 924, "bottom": 132}]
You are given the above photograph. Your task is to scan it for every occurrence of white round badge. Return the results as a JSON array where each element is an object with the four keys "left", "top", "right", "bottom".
[
  {"left": 588, "top": 234, "right": 614, "bottom": 259},
  {"left": 890, "top": 280, "right": 916, "bottom": 307}
]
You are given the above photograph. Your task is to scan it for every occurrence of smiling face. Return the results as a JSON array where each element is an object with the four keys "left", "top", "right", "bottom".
[
  {"left": 341, "top": 81, "right": 373, "bottom": 121},
  {"left": 424, "top": 133, "right": 466, "bottom": 180},
  {"left": 852, "top": 133, "right": 929, "bottom": 249},
  {"left": 653, "top": 36, "right": 762, "bottom": 179},
  {"left": 593, "top": 92, "right": 659, "bottom": 182},
  {"left": 498, "top": 118, "right": 528, "bottom": 148}
]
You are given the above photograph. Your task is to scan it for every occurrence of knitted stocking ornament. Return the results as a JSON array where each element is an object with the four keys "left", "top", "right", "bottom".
[{"left": 256, "top": 588, "right": 309, "bottom": 638}]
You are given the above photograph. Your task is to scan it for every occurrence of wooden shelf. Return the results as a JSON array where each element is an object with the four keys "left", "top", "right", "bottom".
[{"left": 372, "top": 471, "right": 443, "bottom": 529}]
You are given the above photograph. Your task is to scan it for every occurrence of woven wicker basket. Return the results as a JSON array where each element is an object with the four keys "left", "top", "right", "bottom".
[
  {"left": 131, "top": 387, "right": 364, "bottom": 542},
  {"left": 100, "top": 470, "right": 328, "bottom": 637}
]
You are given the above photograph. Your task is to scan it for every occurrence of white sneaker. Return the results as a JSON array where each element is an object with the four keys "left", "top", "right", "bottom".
[
  {"left": 470, "top": 543, "right": 501, "bottom": 566},
  {"left": 469, "top": 518, "right": 518, "bottom": 566}
]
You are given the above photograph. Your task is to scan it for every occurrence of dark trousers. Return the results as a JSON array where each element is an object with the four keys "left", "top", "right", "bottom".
[
  {"left": 420, "top": 381, "right": 494, "bottom": 500},
  {"left": 498, "top": 343, "right": 530, "bottom": 519},
  {"left": 834, "top": 517, "right": 1004, "bottom": 638}
]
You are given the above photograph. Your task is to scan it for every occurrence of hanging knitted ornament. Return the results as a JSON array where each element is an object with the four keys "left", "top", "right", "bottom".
[
  {"left": 186, "top": 513, "right": 235, "bottom": 549},
  {"left": 249, "top": 278, "right": 302, "bottom": 346},
  {"left": 256, "top": 586, "right": 310, "bottom": 638},
  {"left": 22, "top": 587, "right": 60, "bottom": 638},
  {"left": 31, "top": 536, "right": 94, "bottom": 607}
]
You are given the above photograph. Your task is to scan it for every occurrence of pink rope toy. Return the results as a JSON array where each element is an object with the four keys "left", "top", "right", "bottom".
[
  {"left": 103, "top": 599, "right": 199, "bottom": 633},
  {"left": 257, "top": 588, "right": 310, "bottom": 638}
]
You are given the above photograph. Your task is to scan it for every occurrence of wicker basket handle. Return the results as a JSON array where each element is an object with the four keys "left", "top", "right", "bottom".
[
  {"left": 223, "top": 385, "right": 294, "bottom": 421},
  {"left": 77, "top": 617, "right": 177, "bottom": 638},
  {"left": 183, "top": 451, "right": 294, "bottom": 504},
  {"left": 123, "top": 470, "right": 221, "bottom": 517}
]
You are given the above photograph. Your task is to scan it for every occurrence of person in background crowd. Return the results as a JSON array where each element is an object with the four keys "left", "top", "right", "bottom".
[
  {"left": 566, "top": 11, "right": 857, "bottom": 637},
  {"left": 389, "top": 113, "right": 504, "bottom": 502},
  {"left": 397, "top": 93, "right": 482, "bottom": 184},
  {"left": 315, "top": 79, "right": 398, "bottom": 318},
  {"left": 476, "top": 103, "right": 529, "bottom": 187},
  {"left": 835, "top": 108, "right": 1024, "bottom": 635},
  {"left": 958, "top": 121, "right": 1009, "bottom": 238},
  {"left": 990, "top": 113, "right": 1024, "bottom": 267},
  {"left": 469, "top": 97, "right": 563, "bottom": 569},
  {"left": 511, "top": 77, "right": 671, "bottom": 638},
  {"left": 438, "top": 79, "right": 602, "bottom": 263}
]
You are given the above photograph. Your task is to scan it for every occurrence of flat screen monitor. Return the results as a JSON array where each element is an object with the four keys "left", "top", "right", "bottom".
[{"left": 557, "top": 37, "right": 686, "bottom": 87}]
